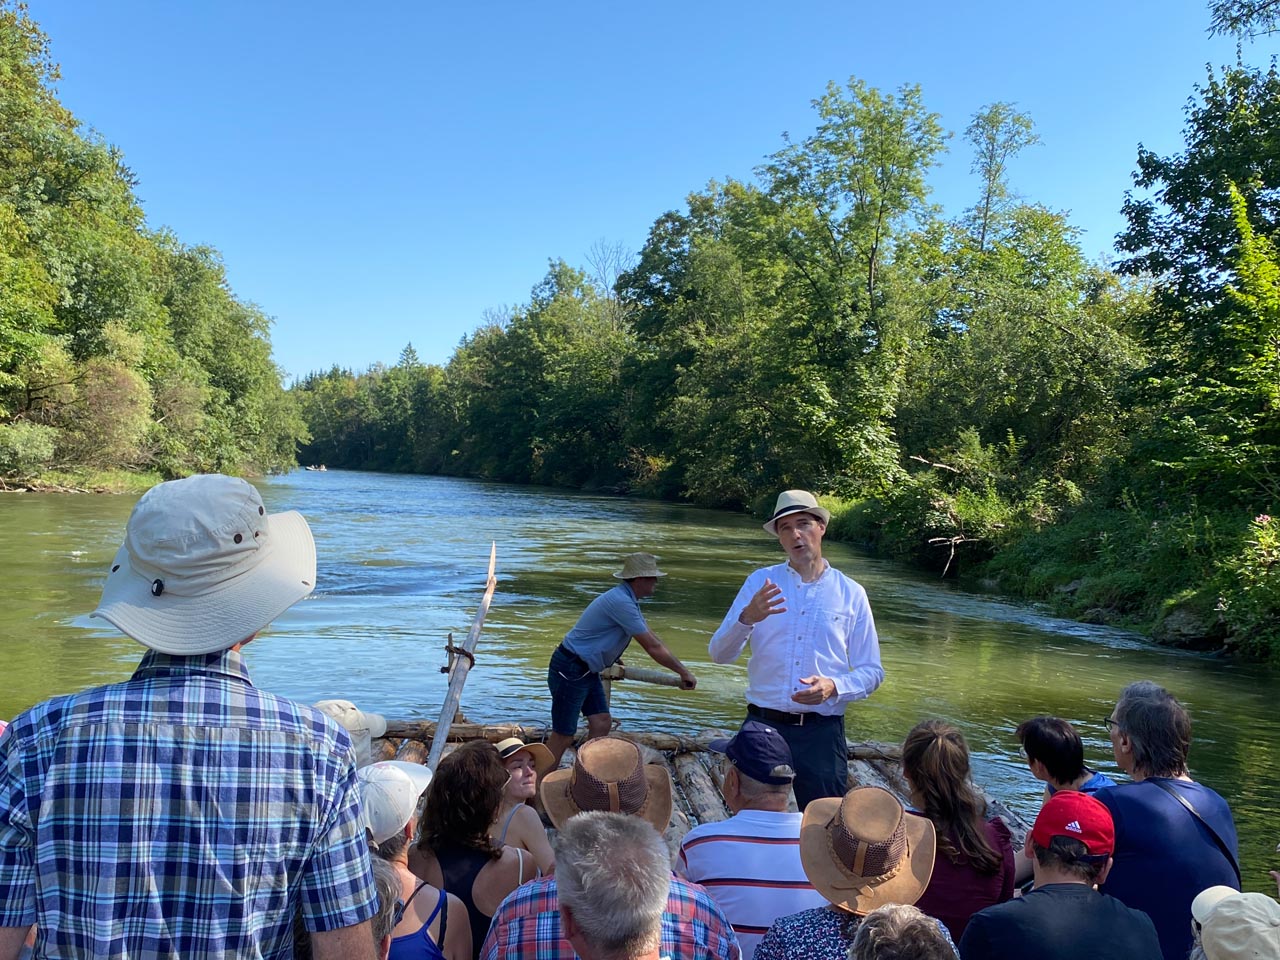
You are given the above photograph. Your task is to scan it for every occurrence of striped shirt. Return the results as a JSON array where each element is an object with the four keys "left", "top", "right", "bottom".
[
  {"left": 0, "top": 649, "right": 377, "bottom": 959},
  {"left": 479, "top": 874, "right": 741, "bottom": 960},
  {"left": 678, "top": 810, "right": 827, "bottom": 960}
]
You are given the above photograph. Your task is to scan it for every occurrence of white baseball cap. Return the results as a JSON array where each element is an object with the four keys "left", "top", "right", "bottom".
[
  {"left": 92, "top": 474, "right": 316, "bottom": 655},
  {"left": 358, "top": 761, "right": 434, "bottom": 844}
]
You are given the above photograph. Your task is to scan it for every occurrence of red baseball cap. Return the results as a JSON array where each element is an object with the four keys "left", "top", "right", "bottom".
[{"left": 1031, "top": 791, "right": 1115, "bottom": 857}]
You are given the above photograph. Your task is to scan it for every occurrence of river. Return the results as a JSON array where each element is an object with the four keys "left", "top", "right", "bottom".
[{"left": 3, "top": 468, "right": 1278, "bottom": 890}]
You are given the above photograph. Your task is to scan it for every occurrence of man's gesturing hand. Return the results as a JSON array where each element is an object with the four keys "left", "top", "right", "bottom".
[
  {"left": 791, "top": 675, "right": 836, "bottom": 705},
  {"left": 738, "top": 578, "right": 787, "bottom": 625}
]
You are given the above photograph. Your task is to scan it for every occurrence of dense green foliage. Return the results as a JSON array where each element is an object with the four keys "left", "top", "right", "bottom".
[
  {"left": 295, "top": 58, "right": 1280, "bottom": 656},
  {"left": 0, "top": 3, "right": 303, "bottom": 482}
]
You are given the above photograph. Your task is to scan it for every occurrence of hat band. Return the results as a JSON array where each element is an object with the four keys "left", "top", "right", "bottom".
[
  {"left": 826, "top": 814, "right": 906, "bottom": 887},
  {"left": 770, "top": 504, "right": 819, "bottom": 523}
]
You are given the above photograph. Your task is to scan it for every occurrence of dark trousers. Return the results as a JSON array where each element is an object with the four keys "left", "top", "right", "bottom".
[{"left": 746, "top": 705, "right": 848, "bottom": 810}]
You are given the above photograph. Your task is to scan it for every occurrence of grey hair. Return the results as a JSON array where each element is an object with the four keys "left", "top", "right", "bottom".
[
  {"left": 370, "top": 857, "right": 400, "bottom": 945},
  {"left": 556, "top": 811, "right": 669, "bottom": 960},
  {"left": 849, "top": 904, "right": 954, "bottom": 960},
  {"left": 734, "top": 768, "right": 791, "bottom": 801},
  {"left": 1114, "top": 680, "right": 1191, "bottom": 777}
]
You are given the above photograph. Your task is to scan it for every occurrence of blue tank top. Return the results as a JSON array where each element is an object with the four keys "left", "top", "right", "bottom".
[{"left": 389, "top": 884, "right": 448, "bottom": 960}]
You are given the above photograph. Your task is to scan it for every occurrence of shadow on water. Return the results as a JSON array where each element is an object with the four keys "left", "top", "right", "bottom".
[{"left": 2, "top": 468, "right": 1278, "bottom": 890}]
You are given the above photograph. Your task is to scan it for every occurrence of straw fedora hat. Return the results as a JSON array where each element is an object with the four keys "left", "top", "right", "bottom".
[
  {"left": 799, "top": 786, "right": 936, "bottom": 915},
  {"left": 92, "top": 474, "right": 316, "bottom": 656},
  {"left": 763, "top": 490, "right": 832, "bottom": 535},
  {"left": 540, "top": 737, "right": 673, "bottom": 832},
  {"left": 613, "top": 553, "right": 667, "bottom": 580},
  {"left": 495, "top": 737, "right": 557, "bottom": 779}
]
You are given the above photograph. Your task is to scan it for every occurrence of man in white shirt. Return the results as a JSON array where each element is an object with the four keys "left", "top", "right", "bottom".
[
  {"left": 708, "top": 490, "right": 884, "bottom": 809},
  {"left": 678, "top": 720, "right": 827, "bottom": 960}
]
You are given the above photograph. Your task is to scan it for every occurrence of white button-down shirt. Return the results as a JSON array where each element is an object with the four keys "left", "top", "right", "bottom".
[{"left": 708, "top": 560, "right": 884, "bottom": 715}]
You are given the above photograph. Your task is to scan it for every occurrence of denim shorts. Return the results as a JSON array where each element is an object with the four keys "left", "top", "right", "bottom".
[{"left": 548, "top": 646, "right": 608, "bottom": 734}]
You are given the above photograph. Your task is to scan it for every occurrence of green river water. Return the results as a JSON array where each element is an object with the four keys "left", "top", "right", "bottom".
[{"left": 3, "top": 469, "right": 1278, "bottom": 890}]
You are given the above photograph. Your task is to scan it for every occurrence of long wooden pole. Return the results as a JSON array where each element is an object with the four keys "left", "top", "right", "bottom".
[{"left": 425, "top": 542, "right": 497, "bottom": 771}]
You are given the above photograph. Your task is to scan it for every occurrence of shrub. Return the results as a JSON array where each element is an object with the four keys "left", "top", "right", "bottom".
[{"left": 0, "top": 421, "right": 58, "bottom": 477}]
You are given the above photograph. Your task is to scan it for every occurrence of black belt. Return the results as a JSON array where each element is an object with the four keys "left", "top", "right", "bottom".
[
  {"left": 554, "top": 644, "right": 591, "bottom": 670},
  {"left": 748, "top": 703, "right": 833, "bottom": 727}
]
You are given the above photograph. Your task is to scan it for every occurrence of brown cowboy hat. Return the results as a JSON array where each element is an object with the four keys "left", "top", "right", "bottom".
[
  {"left": 799, "top": 785, "right": 936, "bottom": 915},
  {"left": 540, "top": 737, "right": 673, "bottom": 832},
  {"left": 495, "top": 737, "right": 557, "bottom": 780}
]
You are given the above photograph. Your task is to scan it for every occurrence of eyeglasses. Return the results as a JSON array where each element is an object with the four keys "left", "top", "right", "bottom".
[
  {"left": 393, "top": 897, "right": 406, "bottom": 926},
  {"left": 1103, "top": 717, "right": 1119, "bottom": 732}
]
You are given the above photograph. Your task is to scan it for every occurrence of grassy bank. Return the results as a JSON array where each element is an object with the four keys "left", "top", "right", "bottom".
[
  {"left": 804, "top": 488, "right": 1280, "bottom": 660},
  {"left": 1, "top": 469, "right": 165, "bottom": 495}
]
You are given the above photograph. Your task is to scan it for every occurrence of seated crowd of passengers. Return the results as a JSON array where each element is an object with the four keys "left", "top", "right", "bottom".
[{"left": 0, "top": 474, "right": 1272, "bottom": 960}]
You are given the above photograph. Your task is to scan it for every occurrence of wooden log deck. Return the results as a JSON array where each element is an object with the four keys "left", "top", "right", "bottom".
[{"left": 373, "top": 720, "right": 1033, "bottom": 856}]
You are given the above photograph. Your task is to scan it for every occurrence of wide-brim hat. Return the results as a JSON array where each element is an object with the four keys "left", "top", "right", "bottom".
[
  {"left": 541, "top": 737, "right": 673, "bottom": 832},
  {"left": 315, "top": 699, "right": 389, "bottom": 768},
  {"left": 496, "top": 737, "right": 558, "bottom": 779},
  {"left": 1193, "top": 885, "right": 1243, "bottom": 925},
  {"left": 763, "top": 490, "right": 832, "bottom": 535},
  {"left": 613, "top": 553, "right": 667, "bottom": 580},
  {"left": 91, "top": 474, "right": 316, "bottom": 655},
  {"left": 800, "top": 786, "right": 936, "bottom": 915},
  {"left": 1201, "top": 892, "right": 1280, "bottom": 960}
]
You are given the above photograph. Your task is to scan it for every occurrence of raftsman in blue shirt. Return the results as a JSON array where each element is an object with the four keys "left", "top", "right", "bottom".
[
  {"left": 561, "top": 582, "right": 650, "bottom": 673},
  {"left": 0, "top": 648, "right": 377, "bottom": 959}
]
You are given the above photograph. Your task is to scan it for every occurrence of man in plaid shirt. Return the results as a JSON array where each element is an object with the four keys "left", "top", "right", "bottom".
[
  {"left": 480, "top": 738, "right": 740, "bottom": 960},
  {"left": 0, "top": 475, "right": 379, "bottom": 960}
]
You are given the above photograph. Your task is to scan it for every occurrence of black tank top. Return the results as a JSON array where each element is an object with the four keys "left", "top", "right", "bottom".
[{"left": 435, "top": 842, "right": 495, "bottom": 960}]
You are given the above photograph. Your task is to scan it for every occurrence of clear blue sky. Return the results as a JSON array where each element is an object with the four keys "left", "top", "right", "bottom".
[{"left": 28, "top": 1, "right": 1271, "bottom": 379}]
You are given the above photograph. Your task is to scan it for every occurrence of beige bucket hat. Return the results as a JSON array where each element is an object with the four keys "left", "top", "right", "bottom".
[
  {"left": 315, "top": 699, "right": 389, "bottom": 768},
  {"left": 763, "top": 490, "right": 831, "bottom": 535},
  {"left": 613, "top": 553, "right": 667, "bottom": 580},
  {"left": 540, "top": 736, "right": 673, "bottom": 832},
  {"left": 799, "top": 786, "right": 936, "bottom": 915},
  {"left": 496, "top": 737, "right": 557, "bottom": 779},
  {"left": 1200, "top": 892, "right": 1280, "bottom": 960},
  {"left": 92, "top": 474, "right": 316, "bottom": 656}
]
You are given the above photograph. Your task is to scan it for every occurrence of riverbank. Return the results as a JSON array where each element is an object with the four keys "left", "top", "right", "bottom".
[
  {"left": 815, "top": 490, "right": 1279, "bottom": 661},
  {"left": 1, "top": 469, "right": 163, "bottom": 495}
]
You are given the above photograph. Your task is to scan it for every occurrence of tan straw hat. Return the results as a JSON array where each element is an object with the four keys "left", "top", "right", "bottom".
[
  {"left": 763, "top": 490, "right": 831, "bottom": 535},
  {"left": 799, "top": 786, "right": 936, "bottom": 915},
  {"left": 613, "top": 553, "right": 667, "bottom": 580},
  {"left": 540, "top": 737, "right": 673, "bottom": 832},
  {"left": 92, "top": 474, "right": 316, "bottom": 655},
  {"left": 496, "top": 737, "right": 557, "bottom": 779}
]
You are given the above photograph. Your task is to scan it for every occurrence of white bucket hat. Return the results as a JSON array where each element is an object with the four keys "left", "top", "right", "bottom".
[
  {"left": 612, "top": 553, "right": 667, "bottom": 580},
  {"left": 91, "top": 474, "right": 316, "bottom": 656},
  {"left": 315, "top": 699, "right": 389, "bottom": 768},
  {"left": 763, "top": 490, "right": 831, "bottom": 535},
  {"left": 357, "top": 760, "right": 434, "bottom": 844}
]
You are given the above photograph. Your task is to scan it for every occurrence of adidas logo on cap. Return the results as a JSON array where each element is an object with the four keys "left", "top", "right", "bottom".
[{"left": 1065, "top": 820, "right": 1083, "bottom": 833}]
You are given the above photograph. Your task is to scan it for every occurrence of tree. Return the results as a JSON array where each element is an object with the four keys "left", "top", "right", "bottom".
[
  {"left": 964, "top": 103, "right": 1040, "bottom": 253},
  {"left": 1209, "top": 0, "right": 1280, "bottom": 35}
]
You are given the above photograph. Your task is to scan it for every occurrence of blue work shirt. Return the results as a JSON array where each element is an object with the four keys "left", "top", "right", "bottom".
[
  {"left": 0, "top": 648, "right": 377, "bottom": 959},
  {"left": 562, "top": 582, "right": 650, "bottom": 672}
]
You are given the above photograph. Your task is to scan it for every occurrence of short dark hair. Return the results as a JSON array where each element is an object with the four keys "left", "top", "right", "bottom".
[
  {"left": 1031, "top": 835, "right": 1108, "bottom": 884},
  {"left": 1016, "top": 716, "right": 1086, "bottom": 784},
  {"left": 1113, "top": 681, "right": 1191, "bottom": 778}
]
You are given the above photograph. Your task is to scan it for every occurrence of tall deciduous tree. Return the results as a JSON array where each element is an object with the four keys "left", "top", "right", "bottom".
[{"left": 964, "top": 102, "right": 1040, "bottom": 252}]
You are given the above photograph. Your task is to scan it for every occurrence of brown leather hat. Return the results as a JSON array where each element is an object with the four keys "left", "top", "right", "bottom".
[
  {"left": 799, "top": 786, "right": 936, "bottom": 915},
  {"left": 540, "top": 737, "right": 673, "bottom": 832}
]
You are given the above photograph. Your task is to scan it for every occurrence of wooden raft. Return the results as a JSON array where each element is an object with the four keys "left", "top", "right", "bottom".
[{"left": 373, "top": 722, "right": 1032, "bottom": 856}]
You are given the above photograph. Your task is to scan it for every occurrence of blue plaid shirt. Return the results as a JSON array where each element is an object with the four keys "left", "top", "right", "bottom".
[{"left": 0, "top": 649, "right": 376, "bottom": 959}]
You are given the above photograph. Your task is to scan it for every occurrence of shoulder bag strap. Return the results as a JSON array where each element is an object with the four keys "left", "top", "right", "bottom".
[{"left": 1148, "top": 778, "right": 1241, "bottom": 887}]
